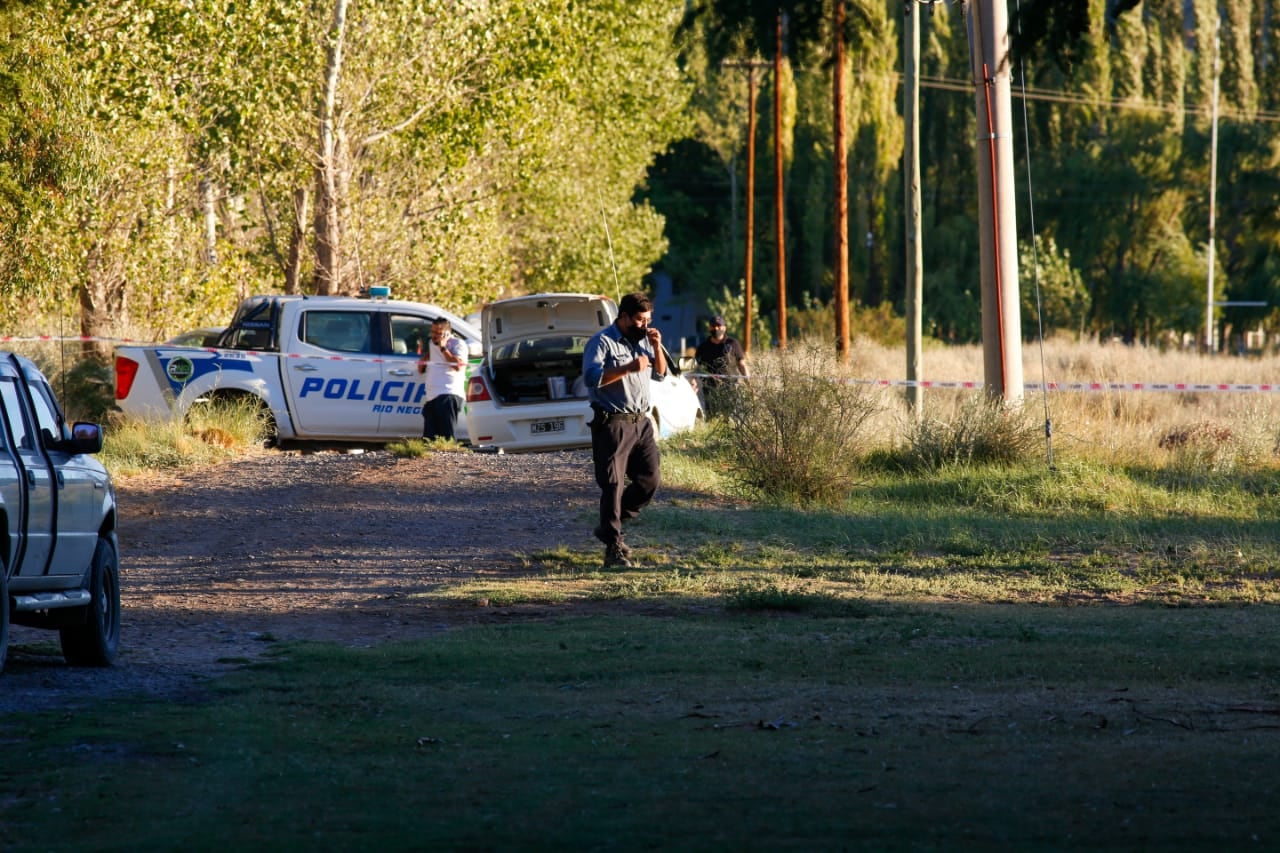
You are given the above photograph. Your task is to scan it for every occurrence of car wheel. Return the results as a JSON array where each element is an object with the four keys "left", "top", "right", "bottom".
[
  {"left": 0, "top": 567, "right": 9, "bottom": 675},
  {"left": 59, "top": 537, "right": 121, "bottom": 667}
]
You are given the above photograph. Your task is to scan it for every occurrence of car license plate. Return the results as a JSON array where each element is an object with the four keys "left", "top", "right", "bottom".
[{"left": 531, "top": 419, "right": 566, "bottom": 434}]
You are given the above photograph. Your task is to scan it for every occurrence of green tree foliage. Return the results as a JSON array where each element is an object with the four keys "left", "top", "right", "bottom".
[
  {"left": 0, "top": 11, "right": 84, "bottom": 331},
  {"left": 1020, "top": 235, "right": 1089, "bottom": 340},
  {"left": 500, "top": 1, "right": 692, "bottom": 297},
  {"left": 706, "top": 283, "right": 771, "bottom": 353},
  {"left": 653, "top": 0, "right": 1279, "bottom": 350},
  {"left": 4, "top": 0, "right": 1279, "bottom": 355},
  {"left": 0, "top": 0, "right": 691, "bottom": 340},
  {"left": 1018, "top": 0, "right": 1274, "bottom": 346},
  {"left": 844, "top": 1, "right": 899, "bottom": 308}
]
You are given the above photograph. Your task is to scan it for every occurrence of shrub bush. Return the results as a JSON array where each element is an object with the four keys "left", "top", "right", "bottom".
[
  {"left": 1158, "top": 407, "right": 1280, "bottom": 477},
  {"left": 904, "top": 393, "right": 1043, "bottom": 470},
  {"left": 30, "top": 353, "right": 115, "bottom": 423},
  {"left": 714, "top": 344, "right": 880, "bottom": 504}
]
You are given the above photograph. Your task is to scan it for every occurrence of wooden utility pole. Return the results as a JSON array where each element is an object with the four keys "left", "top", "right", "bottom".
[
  {"left": 723, "top": 59, "right": 770, "bottom": 354},
  {"left": 904, "top": 2, "right": 924, "bottom": 415},
  {"left": 774, "top": 12, "right": 788, "bottom": 349},
  {"left": 965, "top": 0, "right": 1022, "bottom": 402},
  {"left": 833, "top": 0, "right": 850, "bottom": 362}
]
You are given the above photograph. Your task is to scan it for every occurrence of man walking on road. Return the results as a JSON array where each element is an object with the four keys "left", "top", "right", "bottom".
[{"left": 582, "top": 291, "right": 667, "bottom": 568}]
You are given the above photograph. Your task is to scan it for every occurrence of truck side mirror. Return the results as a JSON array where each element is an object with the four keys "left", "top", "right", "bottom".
[{"left": 57, "top": 422, "right": 105, "bottom": 454}]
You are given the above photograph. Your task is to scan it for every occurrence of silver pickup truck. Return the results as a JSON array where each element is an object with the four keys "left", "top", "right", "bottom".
[{"left": 0, "top": 353, "right": 119, "bottom": 674}]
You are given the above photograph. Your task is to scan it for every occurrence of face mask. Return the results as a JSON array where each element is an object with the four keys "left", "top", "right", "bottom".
[{"left": 624, "top": 323, "right": 646, "bottom": 344}]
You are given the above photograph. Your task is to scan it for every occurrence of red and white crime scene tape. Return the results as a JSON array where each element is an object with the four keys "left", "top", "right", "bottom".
[
  {"left": 852, "top": 378, "right": 1280, "bottom": 394},
  {"left": 11, "top": 334, "right": 1279, "bottom": 394},
  {"left": 3, "top": 333, "right": 422, "bottom": 365},
  {"left": 691, "top": 372, "right": 1280, "bottom": 394}
]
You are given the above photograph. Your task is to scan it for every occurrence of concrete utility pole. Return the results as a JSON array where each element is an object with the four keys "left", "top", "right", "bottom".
[
  {"left": 723, "top": 59, "right": 770, "bottom": 354},
  {"left": 965, "top": 0, "right": 1022, "bottom": 402},
  {"left": 1206, "top": 15, "right": 1221, "bottom": 354},
  {"left": 903, "top": 2, "right": 925, "bottom": 416}
]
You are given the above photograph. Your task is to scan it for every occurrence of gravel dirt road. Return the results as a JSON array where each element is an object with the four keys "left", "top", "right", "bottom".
[{"left": 1, "top": 448, "right": 598, "bottom": 714}]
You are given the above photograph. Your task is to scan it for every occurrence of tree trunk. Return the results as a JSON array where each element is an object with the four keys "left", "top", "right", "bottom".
[
  {"left": 286, "top": 187, "right": 310, "bottom": 295},
  {"left": 313, "top": 0, "right": 348, "bottom": 296},
  {"left": 743, "top": 67, "right": 757, "bottom": 355},
  {"left": 79, "top": 234, "right": 120, "bottom": 362},
  {"left": 200, "top": 174, "right": 218, "bottom": 265}
]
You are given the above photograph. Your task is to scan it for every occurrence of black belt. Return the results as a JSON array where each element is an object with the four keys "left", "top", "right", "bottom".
[{"left": 594, "top": 408, "right": 646, "bottom": 423}]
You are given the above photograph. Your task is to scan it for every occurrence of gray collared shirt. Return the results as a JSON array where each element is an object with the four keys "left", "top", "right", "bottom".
[{"left": 583, "top": 323, "right": 660, "bottom": 414}]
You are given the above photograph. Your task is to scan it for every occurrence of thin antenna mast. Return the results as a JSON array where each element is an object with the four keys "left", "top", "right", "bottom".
[
  {"left": 1014, "top": 0, "right": 1054, "bottom": 469},
  {"left": 600, "top": 199, "right": 623, "bottom": 303}
]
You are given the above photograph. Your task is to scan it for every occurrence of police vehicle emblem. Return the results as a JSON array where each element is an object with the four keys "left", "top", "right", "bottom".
[{"left": 166, "top": 356, "right": 195, "bottom": 384}]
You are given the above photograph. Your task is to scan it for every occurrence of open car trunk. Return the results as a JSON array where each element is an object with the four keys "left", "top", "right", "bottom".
[
  {"left": 480, "top": 294, "right": 616, "bottom": 405},
  {"left": 484, "top": 335, "right": 592, "bottom": 404}
]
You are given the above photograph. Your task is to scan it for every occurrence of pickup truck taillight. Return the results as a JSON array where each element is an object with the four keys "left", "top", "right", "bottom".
[
  {"left": 466, "top": 375, "right": 490, "bottom": 403},
  {"left": 114, "top": 356, "right": 139, "bottom": 400}
]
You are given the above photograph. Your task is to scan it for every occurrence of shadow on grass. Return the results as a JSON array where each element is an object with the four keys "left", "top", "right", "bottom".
[
  {"left": 650, "top": 489, "right": 1280, "bottom": 558},
  {"left": 7, "top": 606, "right": 1280, "bottom": 850}
]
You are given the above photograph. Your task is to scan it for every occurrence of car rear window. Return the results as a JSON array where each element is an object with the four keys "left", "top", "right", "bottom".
[{"left": 492, "top": 336, "right": 588, "bottom": 362}]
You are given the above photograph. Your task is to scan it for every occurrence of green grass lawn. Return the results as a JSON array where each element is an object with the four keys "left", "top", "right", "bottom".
[
  {"left": 4, "top": 606, "right": 1280, "bottom": 850},
  {"left": 5, "top": 438, "right": 1280, "bottom": 850}
]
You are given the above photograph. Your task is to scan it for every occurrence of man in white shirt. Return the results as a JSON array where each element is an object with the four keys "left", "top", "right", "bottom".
[{"left": 418, "top": 318, "right": 468, "bottom": 441}]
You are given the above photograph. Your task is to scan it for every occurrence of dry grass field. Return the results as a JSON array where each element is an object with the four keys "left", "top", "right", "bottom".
[{"left": 792, "top": 337, "right": 1280, "bottom": 471}]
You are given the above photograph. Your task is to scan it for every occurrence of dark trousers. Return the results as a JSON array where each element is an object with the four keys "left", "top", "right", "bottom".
[
  {"left": 591, "top": 415, "right": 661, "bottom": 544},
  {"left": 423, "top": 394, "right": 463, "bottom": 441},
  {"left": 701, "top": 380, "right": 726, "bottom": 418}
]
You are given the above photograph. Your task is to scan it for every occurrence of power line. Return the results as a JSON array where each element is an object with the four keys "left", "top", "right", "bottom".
[{"left": 905, "top": 72, "right": 1280, "bottom": 123}]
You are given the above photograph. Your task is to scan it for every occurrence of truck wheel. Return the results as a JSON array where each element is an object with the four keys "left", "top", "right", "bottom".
[
  {"left": 200, "top": 392, "right": 278, "bottom": 448},
  {"left": 0, "top": 568, "right": 9, "bottom": 675},
  {"left": 59, "top": 537, "right": 120, "bottom": 667},
  {"left": 257, "top": 404, "right": 279, "bottom": 448}
]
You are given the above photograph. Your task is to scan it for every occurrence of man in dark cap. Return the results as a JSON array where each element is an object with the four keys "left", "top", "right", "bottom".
[{"left": 694, "top": 315, "right": 749, "bottom": 417}]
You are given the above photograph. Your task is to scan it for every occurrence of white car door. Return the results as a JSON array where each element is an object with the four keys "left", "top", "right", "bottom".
[
  {"left": 282, "top": 309, "right": 383, "bottom": 439},
  {"left": 376, "top": 312, "right": 436, "bottom": 440},
  {"left": 378, "top": 312, "right": 476, "bottom": 441}
]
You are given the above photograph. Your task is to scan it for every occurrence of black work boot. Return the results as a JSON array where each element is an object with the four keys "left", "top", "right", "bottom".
[
  {"left": 594, "top": 525, "right": 631, "bottom": 557},
  {"left": 603, "top": 541, "right": 633, "bottom": 569}
]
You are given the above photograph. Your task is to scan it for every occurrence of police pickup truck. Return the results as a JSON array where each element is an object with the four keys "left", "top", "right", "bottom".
[
  {"left": 1, "top": 353, "right": 119, "bottom": 674},
  {"left": 113, "top": 291, "right": 481, "bottom": 446}
]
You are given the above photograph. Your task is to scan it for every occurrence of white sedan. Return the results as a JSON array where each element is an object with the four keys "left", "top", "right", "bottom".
[{"left": 464, "top": 293, "right": 701, "bottom": 452}]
